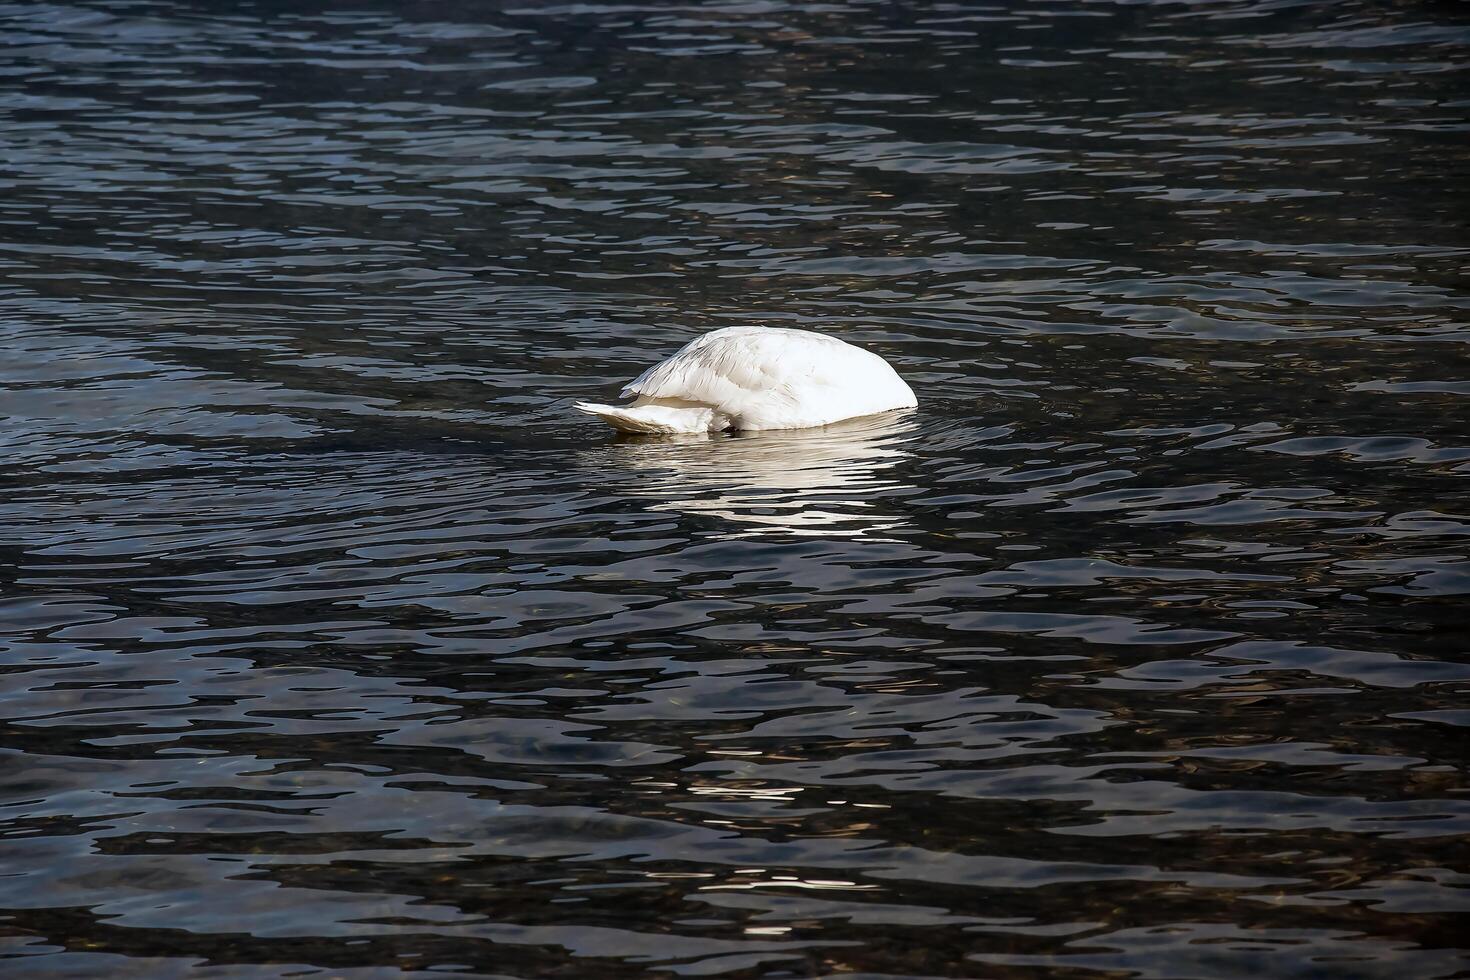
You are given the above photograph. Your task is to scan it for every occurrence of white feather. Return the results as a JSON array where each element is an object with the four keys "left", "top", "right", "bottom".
[{"left": 575, "top": 326, "right": 916, "bottom": 434}]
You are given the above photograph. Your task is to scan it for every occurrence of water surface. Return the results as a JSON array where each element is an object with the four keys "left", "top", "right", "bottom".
[{"left": 2, "top": 0, "right": 1469, "bottom": 976}]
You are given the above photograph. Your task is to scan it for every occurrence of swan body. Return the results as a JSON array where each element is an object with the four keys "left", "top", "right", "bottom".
[{"left": 575, "top": 326, "right": 916, "bottom": 434}]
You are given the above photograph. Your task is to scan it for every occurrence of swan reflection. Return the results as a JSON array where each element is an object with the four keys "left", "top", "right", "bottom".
[{"left": 596, "top": 413, "right": 918, "bottom": 536}]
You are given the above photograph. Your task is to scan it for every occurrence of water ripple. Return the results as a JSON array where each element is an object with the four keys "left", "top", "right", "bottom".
[{"left": 1, "top": 0, "right": 1467, "bottom": 976}]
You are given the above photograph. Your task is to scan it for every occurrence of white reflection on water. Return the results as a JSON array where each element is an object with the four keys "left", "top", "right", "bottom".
[{"left": 593, "top": 412, "right": 918, "bottom": 536}]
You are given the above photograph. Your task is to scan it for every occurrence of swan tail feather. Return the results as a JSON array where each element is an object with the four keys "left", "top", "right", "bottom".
[{"left": 574, "top": 401, "right": 712, "bottom": 434}]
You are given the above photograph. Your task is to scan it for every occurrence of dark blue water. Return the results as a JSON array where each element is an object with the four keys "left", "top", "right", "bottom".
[{"left": 2, "top": 1, "right": 1468, "bottom": 976}]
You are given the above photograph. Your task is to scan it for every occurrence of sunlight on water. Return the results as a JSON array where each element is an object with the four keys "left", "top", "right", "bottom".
[{"left": 0, "top": 0, "right": 1467, "bottom": 976}]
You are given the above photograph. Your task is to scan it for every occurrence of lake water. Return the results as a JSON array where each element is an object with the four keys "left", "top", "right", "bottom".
[{"left": 2, "top": 1, "right": 1468, "bottom": 977}]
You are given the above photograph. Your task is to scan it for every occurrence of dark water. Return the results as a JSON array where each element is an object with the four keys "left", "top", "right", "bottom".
[{"left": 2, "top": 0, "right": 1469, "bottom": 976}]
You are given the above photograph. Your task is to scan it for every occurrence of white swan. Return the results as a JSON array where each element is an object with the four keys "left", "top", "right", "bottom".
[{"left": 574, "top": 326, "right": 916, "bottom": 434}]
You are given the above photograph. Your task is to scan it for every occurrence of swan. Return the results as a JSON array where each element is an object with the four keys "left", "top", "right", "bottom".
[{"left": 574, "top": 326, "right": 916, "bottom": 434}]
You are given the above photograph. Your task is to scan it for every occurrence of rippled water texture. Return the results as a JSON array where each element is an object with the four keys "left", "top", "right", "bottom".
[{"left": 2, "top": 0, "right": 1469, "bottom": 976}]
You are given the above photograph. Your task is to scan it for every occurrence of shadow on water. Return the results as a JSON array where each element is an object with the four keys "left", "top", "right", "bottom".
[{"left": 0, "top": 0, "right": 1468, "bottom": 976}]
